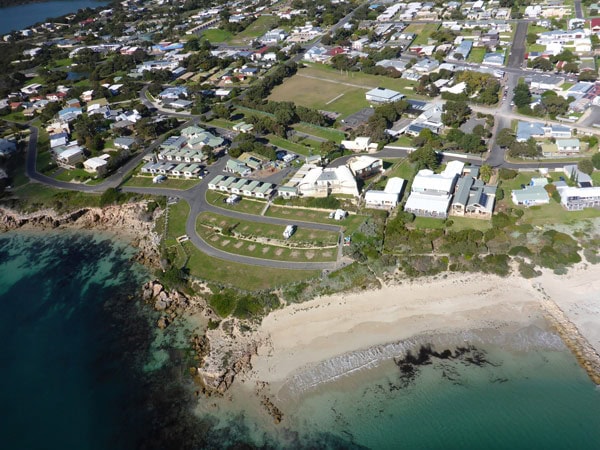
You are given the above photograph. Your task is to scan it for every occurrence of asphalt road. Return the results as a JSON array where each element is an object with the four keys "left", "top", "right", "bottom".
[{"left": 575, "top": 0, "right": 584, "bottom": 19}]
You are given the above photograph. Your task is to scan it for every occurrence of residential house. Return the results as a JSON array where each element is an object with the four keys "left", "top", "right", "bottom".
[
  {"left": 564, "top": 164, "right": 594, "bottom": 187},
  {"left": 404, "top": 161, "right": 464, "bottom": 218},
  {"left": 259, "top": 28, "right": 287, "bottom": 45},
  {"left": 58, "top": 107, "right": 82, "bottom": 122},
  {"left": 56, "top": 146, "right": 85, "bottom": 168},
  {"left": 412, "top": 58, "right": 439, "bottom": 73},
  {"left": 556, "top": 139, "right": 580, "bottom": 154},
  {"left": 453, "top": 40, "right": 473, "bottom": 60},
  {"left": 225, "top": 158, "right": 250, "bottom": 176},
  {"left": 114, "top": 137, "right": 136, "bottom": 150},
  {"left": 483, "top": 52, "right": 504, "bottom": 66},
  {"left": 511, "top": 185, "right": 550, "bottom": 206},
  {"left": 347, "top": 155, "right": 383, "bottom": 179},
  {"left": 50, "top": 132, "right": 69, "bottom": 149},
  {"left": 0, "top": 138, "right": 17, "bottom": 156},
  {"left": 83, "top": 154, "right": 110, "bottom": 176},
  {"left": 341, "top": 137, "right": 378, "bottom": 152},
  {"left": 233, "top": 122, "right": 254, "bottom": 133},
  {"left": 289, "top": 164, "right": 359, "bottom": 198},
  {"left": 516, "top": 121, "right": 571, "bottom": 142},
  {"left": 158, "top": 86, "right": 188, "bottom": 101},
  {"left": 450, "top": 175, "right": 496, "bottom": 219},
  {"left": 364, "top": 177, "right": 406, "bottom": 209},
  {"left": 559, "top": 186, "right": 600, "bottom": 210}
]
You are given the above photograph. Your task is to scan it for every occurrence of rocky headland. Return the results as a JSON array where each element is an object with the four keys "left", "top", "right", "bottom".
[{"left": 0, "top": 203, "right": 161, "bottom": 268}]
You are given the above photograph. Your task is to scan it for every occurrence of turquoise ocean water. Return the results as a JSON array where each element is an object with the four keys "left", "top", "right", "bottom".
[{"left": 1, "top": 231, "right": 600, "bottom": 449}]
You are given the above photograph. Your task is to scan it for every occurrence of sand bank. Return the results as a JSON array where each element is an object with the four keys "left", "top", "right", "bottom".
[{"left": 246, "top": 266, "right": 600, "bottom": 391}]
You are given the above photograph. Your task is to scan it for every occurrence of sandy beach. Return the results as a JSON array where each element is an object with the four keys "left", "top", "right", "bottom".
[{"left": 245, "top": 265, "right": 600, "bottom": 393}]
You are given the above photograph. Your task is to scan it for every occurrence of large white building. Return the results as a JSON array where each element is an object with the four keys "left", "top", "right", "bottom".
[
  {"left": 559, "top": 186, "right": 600, "bottom": 210},
  {"left": 365, "top": 87, "right": 404, "bottom": 104},
  {"left": 364, "top": 177, "right": 406, "bottom": 209},
  {"left": 404, "top": 161, "right": 464, "bottom": 218},
  {"left": 287, "top": 164, "right": 359, "bottom": 198}
]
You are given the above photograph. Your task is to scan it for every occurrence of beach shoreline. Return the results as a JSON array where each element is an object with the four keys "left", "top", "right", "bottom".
[{"left": 224, "top": 265, "right": 600, "bottom": 414}]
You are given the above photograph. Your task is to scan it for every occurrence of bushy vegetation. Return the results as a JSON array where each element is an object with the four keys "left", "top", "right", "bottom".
[{"left": 209, "top": 288, "right": 280, "bottom": 319}]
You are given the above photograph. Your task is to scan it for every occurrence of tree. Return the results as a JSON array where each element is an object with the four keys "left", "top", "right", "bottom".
[
  {"left": 592, "top": 152, "right": 600, "bottom": 170},
  {"left": 530, "top": 56, "right": 554, "bottom": 72},
  {"left": 578, "top": 158, "right": 594, "bottom": 175},
  {"left": 480, "top": 164, "right": 493, "bottom": 183},
  {"left": 513, "top": 83, "right": 532, "bottom": 109},
  {"left": 442, "top": 100, "right": 471, "bottom": 128},
  {"left": 408, "top": 145, "right": 440, "bottom": 170},
  {"left": 496, "top": 128, "right": 516, "bottom": 148},
  {"left": 212, "top": 103, "right": 232, "bottom": 119},
  {"left": 526, "top": 32, "right": 538, "bottom": 45}
]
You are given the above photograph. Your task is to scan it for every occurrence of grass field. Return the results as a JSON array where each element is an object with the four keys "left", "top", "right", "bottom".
[
  {"left": 467, "top": 47, "right": 486, "bottom": 63},
  {"left": 292, "top": 123, "right": 346, "bottom": 143},
  {"left": 265, "top": 205, "right": 366, "bottom": 234},
  {"left": 268, "top": 134, "right": 316, "bottom": 156},
  {"left": 404, "top": 23, "right": 440, "bottom": 45},
  {"left": 197, "top": 211, "right": 340, "bottom": 246},
  {"left": 123, "top": 176, "right": 201, "bottom": 190},
  {"left": 201, "top": 28, "right": 233, "bottom": 43},
  {"left": 205, "top": 190, "right": 267, "bottom": 215},
  {"left": 230, "top": 15, "right": 280, "bottom": 44},
  {"left": 196, "top": 224, "right": 338, "bottom": 262},
  {"left": 384, "top": 160, "right": 416, "bottom": 180},
  {"left": 269, "top": 64, "right": 423, "bottom": 118},
  {"left": 53, "top": 168, "right": 97, "bottom": 183},
  {"left": 183, "top": 242, "right": 321, "bottom": 290}
]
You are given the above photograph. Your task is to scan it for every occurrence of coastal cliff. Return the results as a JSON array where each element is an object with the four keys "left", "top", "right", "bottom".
[{"left": 0, "top": 203, "right": 161, "bottom": 268}]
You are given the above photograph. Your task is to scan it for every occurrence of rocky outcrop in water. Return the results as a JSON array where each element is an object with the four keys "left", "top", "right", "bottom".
[
  {"left": 194, "top": 318, "right": 260, "bottom": 397},
  {"left": 141, "top": 280, "right": 210, "bottom": 329}
]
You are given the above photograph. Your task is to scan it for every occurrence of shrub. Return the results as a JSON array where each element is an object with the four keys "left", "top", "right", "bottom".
[{"left": 498, "top": 168, "right": 517, "bottom": 180}]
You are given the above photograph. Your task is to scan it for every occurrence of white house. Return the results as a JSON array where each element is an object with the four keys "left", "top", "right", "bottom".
[
  {"left": 365, "top": 87, "right": 404, "bottom": 104},
  {"left": 341, "top": 137, "right": 378, "bottom": 152},
  {"left": 364, "top": 177, "right": 405, "bottom": 209},
  {"left": 404, "top": 161, "right": 464, "bottom": 218},
  {"left": 83, "top": 154, "right": 110, "bottom": 176}
]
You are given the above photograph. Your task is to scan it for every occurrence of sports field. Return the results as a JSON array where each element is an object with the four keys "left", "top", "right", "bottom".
[{"left": 269, "top": 64, "right": 423, "bottom": 118}]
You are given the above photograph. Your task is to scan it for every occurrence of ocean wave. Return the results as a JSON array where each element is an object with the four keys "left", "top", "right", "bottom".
[{"left": 284, "top": 326, "right": 566, "bottom": 395}]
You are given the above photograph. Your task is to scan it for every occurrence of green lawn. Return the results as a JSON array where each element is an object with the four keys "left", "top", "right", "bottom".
[
  {"left": 201, "top": 28, "right": 233, "bottom": 43},
  {"left": 384, "top": 160, "right": 416, "bottom": 180},
  {"left": 183, "top": 241, "right": 320, "bottom": 290},
  {"left": 207, "top": 118, "right": 236, "bottom": 129},
  {"left": 266, "top": 205, "right": 366, "bottom": 234},
  {"left": 404, "top": 23, "right": 440, "bottom": 45},
  {"left": 527, "top": 43, "right": 546, "bottom": 53},
  {"left": 467, "top": 47, "right": 486, "bottom": 64},
  {"left": 166, "top": 199, "right": 190, "bottom": 240},
  {"left": 518, "top": 202, "right": 600, "bottom": 226},
  {"left": 12, "top": 183, "right": 101, "bottom": 212},
  {"left": 292, "top": 123, "right": 346, "bottom": 143},
  {"left": 448, "top": 216, "right": 492, "bottom": 231},
  {"left": 53, "top": 168, "right": 95, "bottom": 183},
  {"left": 197, "top": 211, "right": 339, "bottom": 246},
  {"left": 230, "top": 15, "right": 280, "bottom": 43},
  {"left": 412, "top": 217, "right": 447, "bottom": 229},
  {"left": 388, "top": 136, "right": 414, "bottom": 148},
  {"left": 205, "top": 190, "right": 267, "bottom": 215},
  {"left": 267, "top": 134, "right": 315, "bottom": 156},
  {"left": 196, "top": 224, "right": 338, "bottom": 262},
  {"left": 123, "top": 176, "right": 201, "bottom": 190}
]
